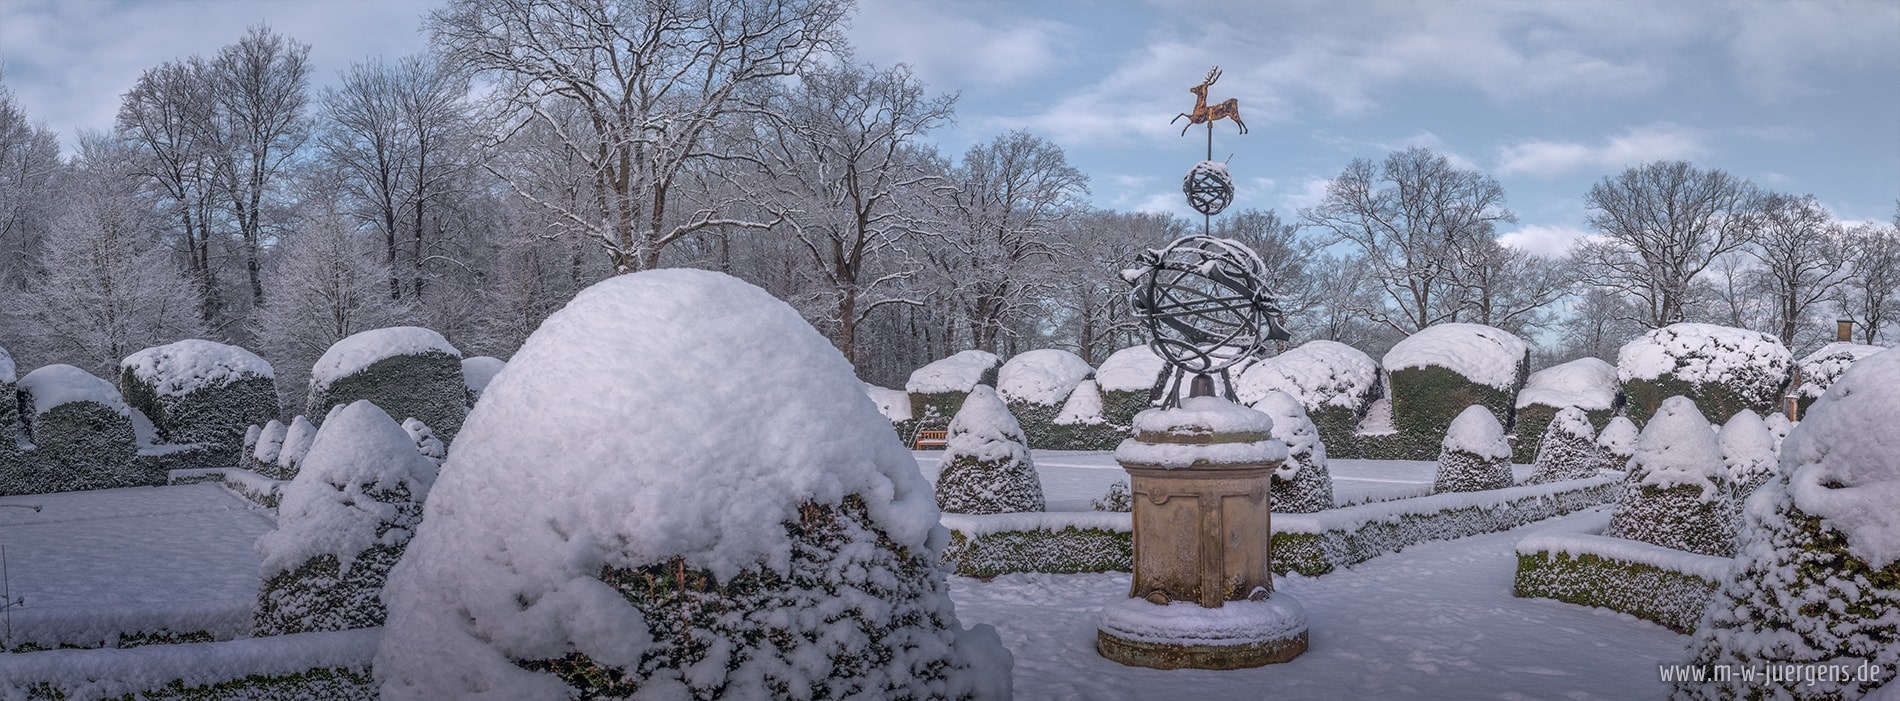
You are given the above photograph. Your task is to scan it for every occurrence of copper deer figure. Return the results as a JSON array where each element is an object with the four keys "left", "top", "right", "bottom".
[{"left": 1173, "top": 67, "right": 1247, "bottom": 137}]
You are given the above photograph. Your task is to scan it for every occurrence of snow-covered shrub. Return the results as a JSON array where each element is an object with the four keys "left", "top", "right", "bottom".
[
  {"left": 1604, "top": 397, "right": 1736, "bottom": 557},
  {"left": 0, "top": 344, "right": 17, "bottom": 449},
  {"left": 1792, "top": 341, "right": 1885, "bottom": 413},
  {"left": 1433, "top": 405, "right": 1514, "bottom": 493},
  {"left": 1511, "top": 357, "right": 1618, "bottom": 463},
  {"left": 1095, "top": 344, "right": 1167, "bottom": 428},
  {"left": 119, "top": 339, "right": 278, "bottom": 467},
  {"left": 1596, "top": 416, "right": 1640, "bottom": 472},
  {"left": 374, "top": 269, "right": 1011, "bottom": 699},
  {"left": 1514, "top": 524, "right": 1727, "bottom": 634},
  {"left": 1527, "top": 406, "right": 1602, "bottom": 484},
  {"left": 941, "top": 513, "right": 1131, "bottom": 578},
  {"left": 1617, "top": 323, "right": 1792, "bottom": 426},
  {"left": 1385, "top": 324, "right": 1530, "bottom": 460},
  {"left": 1042, "top": 379, "right": 1125, "bottom": 450},
  {"left": 1236, "top": 339, "right": 1379, "bottom": 453},
  {"left": 400, "top": 418, "right": 445, "bottom": 463},
  {"left": 906, "top": 349, "right": 1001, "bottom": 434},
  {"left": 998, "top": 348, "right": 1094, "bottom": 448},
  {"left": 935, "top": 385, "right": 1045, "bottom": 515},
  {"left": 1763, "top": 411, "right": 1793, "bottom": 447},
  {"left": 12, "top": 364, "right": 147, "bottom": 494},
  {"left": 1254, "top": 391, "right": 1334, "bottom": 513},
  {"left": 460, "top": 355, "right": 505, "bottom": 407},
  {"left": 864, "top": 381, "right": 915, "bottom": 444},
  {"left": 306, "top": 326, "right": 467, "bottom": 444},
  {"left": 1676, "top": 349, "right": 1900, "bottom": 701},
  {"left": 1716, "top": 411, "right": 1776, "bottom": 500},
  {"left": 254, "top": 401, "right": 438, "bottom": 636},
  {"left": 250, "top": 419, "right": 287, "bottom": 474},
  {"left": 267, "top": 416, "right": 318, "bottom": 480},
  {"left": 1092, "top": 479, "right": 1132, "bottom": 512}
]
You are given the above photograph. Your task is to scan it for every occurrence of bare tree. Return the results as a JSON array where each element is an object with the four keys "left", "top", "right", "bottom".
[
  {"left": 1302, "top": 146, "right": 1516, "bottom": 334},
  {"left": 1554, "top": 286, "right": 1644, "bottom": 363},
  {"left": 210, "top": 24, "right": 312, "bottom": 307},
  {"left": 0, "top": 72, "right": 63, "bottom": 297},
  {"left": 430, "top": 0, "right": 848, "bottom": 273},
  {"left": 117, "top": 59, "right": 228, "bottom": 329},
  {"left": 1053, "top": 209, "right": 1180, "bottom": 363},
  {"left": 1744, "top": 192, "right": 1847, "bottom": 350},
  {"left": 1572, "top": 160, "right": 1758, "bottom": 328},
  {"left": 1835, "top": 221, "right": 1900, "bottom": 344},
  {"left": 1458, "top": 241, "right": 1573, "bottom": 336}
]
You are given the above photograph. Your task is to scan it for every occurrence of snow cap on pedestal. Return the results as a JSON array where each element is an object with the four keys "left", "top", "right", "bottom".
[{"left": 1117, "top": 396, "right": 1287, "bottom": 469}]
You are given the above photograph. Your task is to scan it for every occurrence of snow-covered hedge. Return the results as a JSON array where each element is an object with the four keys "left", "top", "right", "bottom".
[
  {"left": 119, "top": 340, "right": 278, "bottom": 468},
  {"left": 374, "top": 270, "right": 1010, "bottom": 699},
  {"left": 1617, "top": 323, "right": 1791, "bottom": 425},
  {"left": 1677, "top": 347, "right": 1900, "bottom": 701},
  {"left": 169, "top": 467, "right": 287, "bottom": 511},
  {"left": 1043, "top": 379, "right": 1127, "bottom": 450},
  {"left": 905, "top": 349, "right": 1002, "bottom": 435},
  {"left": 1604, "top": 396, "right": 1736, "bottom": 558},
  {"left": 1236, "top": 340, "right": 1379, "bottom": 452},
  {"left": 998, "top": 348, "right": 1095, "bottom": 448},
  {"left": 1095, "top": 344, "right": 1167, "bottom": 428},
  {"left": 1512, "top": 357, "right": 1618, "bottom": 463},
  {"left": 306, "top": 326, "right": 467, "bottom": 444},
  {"left": 0, "top": 344, "right": 17, "bottom": 453},
  {"left": 1596, "top": 416, "right": 1639, "bottom": 472},
  {"left": 1513, "top": 512, "right": 1726, "bottom": 634},
  {"left": 1434, "top": 405, "right": 1514, "bottom": 493},
  {"left": 936, "top": 385, "right": 1045, "bottom": 514},
  {"left": 1527, "top": 406, "right": 1603, "bottom": 484},
  {"left": 1792, "top": 341, "right": 1885, "bottom": 412},
  {"left": 1255, "top": 391, "right": 1334, "bottom": 513},
  {"left": 864, "top": 381, "right": 915, "bottom": 442},
  {"left": 0, "top": 628, "right": 378, "bottom": 700},
  {"left": 941, "top": 512, "right": 1131, "bottom": 578},
  {"left": 459, "top": 355, "right": 505, "bottom": 407},
  {"left": 1716, "top": 411, "right": 1776, "bottom": 500},
  {"left": 1383, "top": 324, "right": 1530, "bottom": 460},
  {"left": 10, "top": 364, "right": 148, "bottom": 495},
  {"left": 254, "top": 401, "right": 437, "bottom": 636}
]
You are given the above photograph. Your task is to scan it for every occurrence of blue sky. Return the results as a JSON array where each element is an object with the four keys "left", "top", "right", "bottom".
[{"left": 3, "top": 0, "right": 1895, "bottom": 256}]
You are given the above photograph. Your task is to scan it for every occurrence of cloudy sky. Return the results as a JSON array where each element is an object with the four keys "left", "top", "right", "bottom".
[{"left": 2, "top": 0, "right": 1895, "bottom": 256}]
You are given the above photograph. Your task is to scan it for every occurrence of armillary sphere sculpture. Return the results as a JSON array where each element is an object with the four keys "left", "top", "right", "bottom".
[{"left": 1125, "top": 235, "right": 1290, "bottom": 407}]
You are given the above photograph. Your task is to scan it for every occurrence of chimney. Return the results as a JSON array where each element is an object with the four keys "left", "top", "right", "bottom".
[{"left": 1838, "top": 319, "right": 1854, "bottom": 343}]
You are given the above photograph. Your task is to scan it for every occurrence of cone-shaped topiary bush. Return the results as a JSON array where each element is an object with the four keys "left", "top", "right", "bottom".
[
  {"left": 1605, "top": 396, "right": 1736, "bottom": 557},
  {"left": 1716, "top": 410, "right": 1776, "bottom": 500},
  {"left": 14, "top": 364, "right": 145, "bottom": 494},
  {"left": 1763, "top": 411, "right": 1793, "bottom": 449},
  {"left": 119, "top": 339, "right": 278, "bottom": 467},
  {"left": 307, "top": 326, "right": 467, "bottom": 444},
  {"left": 1254, "top": 390, "right": 1334, "bottom": 513},
  {"left": 935, "top": 385, "right": 1045, "bottom": 515},
  {"left": 1596, "top": 416, "right": 1640, "bottom": 473},
  {"left": 400, "top": 418, "right": 445, "bottom": 463},
  {"left": 1674, "top": 350, "right": 1900, "bottom": 701},
  {"left": 267, "top": 416, "right": 317, "bottom": 481},
  {"left": 253, "top": 400, "right": 437, "bottom": 636},
  {"left": 997, "top": 348, "right": 1094, "bottom": 448},
  {"left": 1527, "top": 406, "right": 1602, "bottom": 484},
  {"left": 1434, "top": 405, "right": 1513, "bottom": 493},
  {"left": 250, "top": 419, "right": 286, "bottom": 474}
]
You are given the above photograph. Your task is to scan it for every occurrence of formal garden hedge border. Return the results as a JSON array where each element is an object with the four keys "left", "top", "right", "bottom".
[
  {"left": 1513, "top": 513, "right": 1729, "bottom": 633},
  {"left": 0, "top": 628, "right": 378, "bottom": 700},
  {"left": 168, "top": 468, "right": 285, "bottom": 510}
]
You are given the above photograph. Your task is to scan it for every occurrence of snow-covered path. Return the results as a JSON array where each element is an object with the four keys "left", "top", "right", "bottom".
[{"left": 950, "top": 505, "right": 1689, "bottom": 700}]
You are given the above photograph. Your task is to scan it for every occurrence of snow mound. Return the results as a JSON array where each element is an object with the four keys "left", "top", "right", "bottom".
[
  {"left": 1515, "top": 357, "right": 1617, "bottom": 411},
  {"left": 1616, "top": 322, "right": 1791, "bottom": 385},
  {"left": 1055, "top": 379, "right": 1106, "bottom": 425},
  {"left": 1629, "top": 396, "right": 1724, "bottom": 497},
  {"left": 1716, "top": 411, "right": 1776, "bottom": 495},
  {"left": 1134, "top": 395, "right": 1273, "bottom": 437},
  {"left": 1597, "top": 416, "right": 1639, "bottom": 458},
  {"left": 1383, "top": 323, "right": 1528, "bottom": 391},
  {"left": 1097, "top": 594, "right": 1306, "bottom": 647},
  {"left": 997, "top": 349, "right": 1094, "bottom": 406},
  {"left": 120, "top": 339, "right": 274, "bottom": 398},
  {"left": 906, "top": 349, "right": 1001, "bottom": 394},
  {"left": 1235, "top": 340, "right": 1377, "bottom": 410},
  {"left": 309, "top": 326, "right": 461, "bottom": 388},
  {"left": 863, "top": 382, "right": 913, "bottom": 422},
  {"left": 944, "top": 385, "right": 1031, "bottom": 467},
  {"left": 375, "top": 269, "right": 1003, "bottom": 698},
  {"left": 17, "top": 364, "right": 130, "bottom": 417},
  {"left": 1794, "top": 341, "right": 1886, "bottom": 400},
  {"left": 1781, "top": 347, "right": 1900, "bottom": 567},
  {"left": 251, "top": 420, "right": 287, "bottom": 466},
  {"left": 257, "top": 401, "right": 438, "bottom": 580},
  {"left": 460, "top": 356, "right": 505, "bottom": 398},
  {"left": 276, "top": 416, "right": 318, "bottom": 472},
  {"left": 1442, "top": 405, "right": 1510, "bottom": 460},
  {"left": 1095, "top": 344, "right": 1167, "bottom": 392}
]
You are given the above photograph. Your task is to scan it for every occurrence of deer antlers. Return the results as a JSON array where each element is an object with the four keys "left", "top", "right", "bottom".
[{"left": 1198, "top": 67, "right": 1221, "bottom": 89}]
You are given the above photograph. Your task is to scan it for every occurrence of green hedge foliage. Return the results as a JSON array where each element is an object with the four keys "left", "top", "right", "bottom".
[
  {"left": 10, "top": 402, "right": 149, "bottom": 495},
  {"left": 1511, "top": 404, "right": 1611, "bottom": 465},
  {"left": 307, "top": 351, "right": 467, "bottom": 444},
  {"left": 942, "top": 526, "right": 1131, "bottom": 578},
  {"left": 1622, "top": 373, "right": 1785, "bottom": 428},
  {"left": 121, "top": 371, "right": 277, "bottom": 469},
  {"left": 1388, "top": 363, "right": 1527, "bottom": 461},
  {"left": 1513, "top": 549, "right": 1719, "bottom": 634}
]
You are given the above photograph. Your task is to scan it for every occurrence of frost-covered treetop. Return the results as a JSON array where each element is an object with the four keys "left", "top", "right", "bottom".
[
  {"left": 0, "top": 345, "right": 14, "bottom": 384},
  {"left": 1095, "top": 344, "right": 1167, "bottom": 392},
  {"left": 1598, "top": 416, "right": 1639, "bottom": 455},
  {"left": 17, "top": 364, "right": 130, "bottom": 417},
  {"left": 255, "top": 401, "right": 438, "bottom": 578},
  {"left": 121, "top": 339, "right": 274, "bottom": 397},
  {"left": 1794, "top": 341, "right": 1887, "bottom": 400},
  {"left": 945, "top": 385, "right": 1029, "bottom": 463},
  {"left": 1133, "top": 395, "right": 1274, "bottom": 438},
  {"left": 1234, "top": 339, "right": 1377, "bottom": 410},
  {"left": 1515, "top": 357, "right": 1617, "bottom": 411},
  {"left": 1382, "top": 323, "right": 1528, "bottom": 391},
  {"left": 997, "top": 348, "right": 1094, "bottom": 406},
  {"left": 1717, "top": 410, "right": 1775, "bottom": 481},
  {"left": 862, "top": 382, "right": 913, "bottom": 423},
  {"left": 1442, "top": 405, "right": 1509, "bottom": 459},
  {"left": 905, "top": 349, "right": 1001, "bottom": 394},
  {"left": 1780, "top": 347, "right": 1900, "bottom": 567},
  {"left": 310, "top": 326, "right": 462, "bottom": 388},
  {"left": 1616, "top": 322, "right": 1791, "bottom": 384},
  {"left": 1253, "top": 391, "right": 1320, "bottom": 458},
  {"left": 1629, "top": 396, "right": 1725, "bottom": 497},
  {"left": 460, "top": 356, "right": 505, "bottom": 396}
]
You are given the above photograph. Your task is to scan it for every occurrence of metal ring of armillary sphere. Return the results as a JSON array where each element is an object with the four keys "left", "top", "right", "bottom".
[
  {"left": 1128, "top": 235, "right": 1285, "bottom": 381},
  {"left": 1183, "top": 161, "right": 1235, "bottom": 217}
]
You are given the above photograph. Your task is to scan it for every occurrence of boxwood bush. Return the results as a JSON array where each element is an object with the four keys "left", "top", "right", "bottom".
[
  {"left": 121, "top": 340, "right": 279, "bottom": 469},
  {"left": 1384, "top": 324, "right": 1530, "bottom": 461},
  {"left": 12, "top": 364, "right": 149, "bottom": 494},
  {"left": 904, "top": 350, "right": 1001, "bottom": 432},
  {"left": 306, "top": 327, "right": 467, "bottom": 444},
  {"left": 1510, "top": 357, "right": 1618, "bottom": 463},
  {"left": 1094, "top": 345, "right": 1166, "bottom": 430},
  {"left": 1617, "top": 323, "right": 1791, "bottom": 425}
]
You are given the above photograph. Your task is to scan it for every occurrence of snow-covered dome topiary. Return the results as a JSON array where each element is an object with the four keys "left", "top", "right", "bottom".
[
  {"left": 1095, "top": 344, "right": 1167, "bottom": 428},
  {"left": 1716, "top": 411, "right": 1776, "bottom": 500},
  {"left": 1235, "top": 340, "right": 1379, "bottom": 450},
  {"left": 1596, "top": 416, "right": 1640, "bottom": 472},
  {"left": 1616, "top": 323, "right": 1792, "bottom": 425},
  {"left": 119, "top": 340, "right": 278, "bottom": 463},
  {"left": 459, "top": 355, "right": 505, "bottom": 406},
  {"left": 1605, "top": 396, "right": 1736, "bottom": 557},
  {"left": 399, "top": 418, "right": 445, "bottom": 463},
  {"left": 1792, "top": 342, "right": 1886, "bottom": 411},
  {"left": 250, "top": 419, "right": 286, "bottom": 473},
  {"left": 1253, "top": 391, "right": 1334, "bottom": 513},
  {"left": 270, "top": 415, "right": 318, "bottom": 481},
  {"left": 905, "top": 349, "right": 1002, "bottom": 432},
  {"left": 1046, "top": 379, "right": 1124, "bottom": 451},
  {"left": 374, "top": 269, "right": 1010, "bottom": 699},
  {"left": 935, "top": 385, "right": 1045, "bottom": 515},
  {"left": 13, "top": 364, "right": 143, "bottom": 494},
  {"left": 254, "top": 401, "right": 437, "bottom": 636},
  {"left": 1433, "top": 405, "right": 1513, "bottom": 493},
  {"left": 307, "top": 326, "right": 467, "bottom": 444},
  {"left": 1511, "top": 357, "right": 1617, "bottom": 463},
  {"left": 1384, "top": 324, "right": 1530, "bottom": 460},
  {"left": 998, "top": 348, "right": 1094, "bottom": 448},
  {"left": 1676, "top": 349, "right": 1900, "bottom": 701},
  {"left": 1526, "top": 406, "right": 1602, "bottom": 484}
]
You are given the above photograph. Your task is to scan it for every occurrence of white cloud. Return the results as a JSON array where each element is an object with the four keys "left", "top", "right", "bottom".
[
  {"left": 1279, "top": 177, "right": 1332, "bottom": 214},
  {"left": 1496, "top": 123, "right": 1709, "bottom": 178},
  {"left": 1726, "top": 1, "right": 1900, "bottom": 100},
  {"left": 849, "top": 1, "right": 1066, "bottom": 90},
  {"left": 1497, "top": 224, "right": 1594, "bottom": 257}
]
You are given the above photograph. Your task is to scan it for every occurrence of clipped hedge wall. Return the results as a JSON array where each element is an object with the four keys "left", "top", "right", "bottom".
[
  {"left": 121, "top": 371, "right": 277, "bottom": 469},
  {"left": 1511, "top": 404, "right": 1612, "bottom": 465},
  {"left": 942, "top": 520, "right": 1132, "bottom": 578},
  {"left": 307, "top": 351, "right": 467, "bottom": 444},
  {"left": 1386, "top": 364, "right": 1527, "bottom": 461},
  {"left": 1038, "top": 420, "right": 1127, "bottom": 451},
  {"left": 13, "top": 403, "right": 150, "bottom": 495},
  {"left": 1006, "top": 399, "right": 1063, "bottom": 449},
  {"left": 1621, "top": 373, "right": 1784, "bottom": 428},
  {"left": 908, "top": 365, "right": 999, "bottom": 433},
  {"left": 1513, "top": 538, "right": 1724, "bottom": 634},
  {"left": 0, "top": 630, "right": 378, "bottom": 701}
]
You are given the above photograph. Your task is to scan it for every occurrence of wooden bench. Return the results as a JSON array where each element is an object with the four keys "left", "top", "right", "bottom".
[{"left": 912, "top": 429, "right": 949, "bottom": 450}]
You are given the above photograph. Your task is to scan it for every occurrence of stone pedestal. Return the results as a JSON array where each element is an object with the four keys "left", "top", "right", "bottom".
[{"left": 1097, "top": 395, "right": 1309, "bottom": 669}]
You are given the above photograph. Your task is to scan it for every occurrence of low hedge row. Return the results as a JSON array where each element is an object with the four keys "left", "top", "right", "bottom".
[
  {"left": 0, "top": 628, "right": 379, "bottom": 701},
  {"left": 1512, "top": 522, "right": 1729, "bottom": 633}
]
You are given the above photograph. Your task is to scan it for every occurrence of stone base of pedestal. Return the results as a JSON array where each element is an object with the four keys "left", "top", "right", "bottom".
[{"left": 1095, "top": 593, "right": 1308, "bottom": 669}]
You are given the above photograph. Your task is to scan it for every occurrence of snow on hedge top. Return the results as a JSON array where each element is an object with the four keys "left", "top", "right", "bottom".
[
  {"left": 1442, "top": 405, "right": 1509, "bottom": 459},
  {"left": 121, "top": 339, "right": 273, "bottom": 397},
  {"left": 1794, "top": 341, "right": 1887, "bottom": 400},
  {"left": 460, "top": 356, "right": 505, "bottom": 396},
  {"left": 0, "top": 345, "right": 13, "bottom": 384},
  {"left": 1781, "top": 347, "right": 1900, "bottom": 567},
  {"left": 310, "top": 326, "right": 461, "bottom": 388},
  {"left": 1055, "top": 379, "right": 1105, "bottom": 425},
  {"left": 945, "top": 385, "right": 1031, "bottom": 465},
  {"left": 1598, "top": 416, "right": 1639, "bottom": 456},
  {"left": 1616, "top": 322, "right": 1791, "bottom": 385},
  {"left": 376, "top": 270, "right": 939, "bottom": 694},
  {"left": 1382, "top": 323, "right": 1527, "bottom": 391},
  {"left": 905, "top": 349, "right": 1000, "bottom": 394},
  {"left": 1235, "top": 340, "right": 1377, "bottom": 410},
  {"left": 1717, "top": 410, "right": 1775, "bottom": 487},
  {"left": 861, "top": 382, "right": 913, "bottom": 422},
  {"left": 1629, "top": 396, "right": 1724, "bottom": 498},
  {"left": 17, "top": 364, "right": 129, "bottom": 417},
  {"left": 997, "top": 349, "right": 1093, "bottom": 406},
  {"left": 256, "top": 401, "right": 438, "bottom": 578},
  {"left": 1095, "top": 344, "right": 1167, "bottom": 392},
  {"left": 1516, "top": 357, "right": 1617, "bottom": 411}
]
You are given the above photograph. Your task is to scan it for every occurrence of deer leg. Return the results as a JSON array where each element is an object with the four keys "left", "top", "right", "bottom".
[{"left": 1233, "top": 113, "right": 1247, "bottom": 134}]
